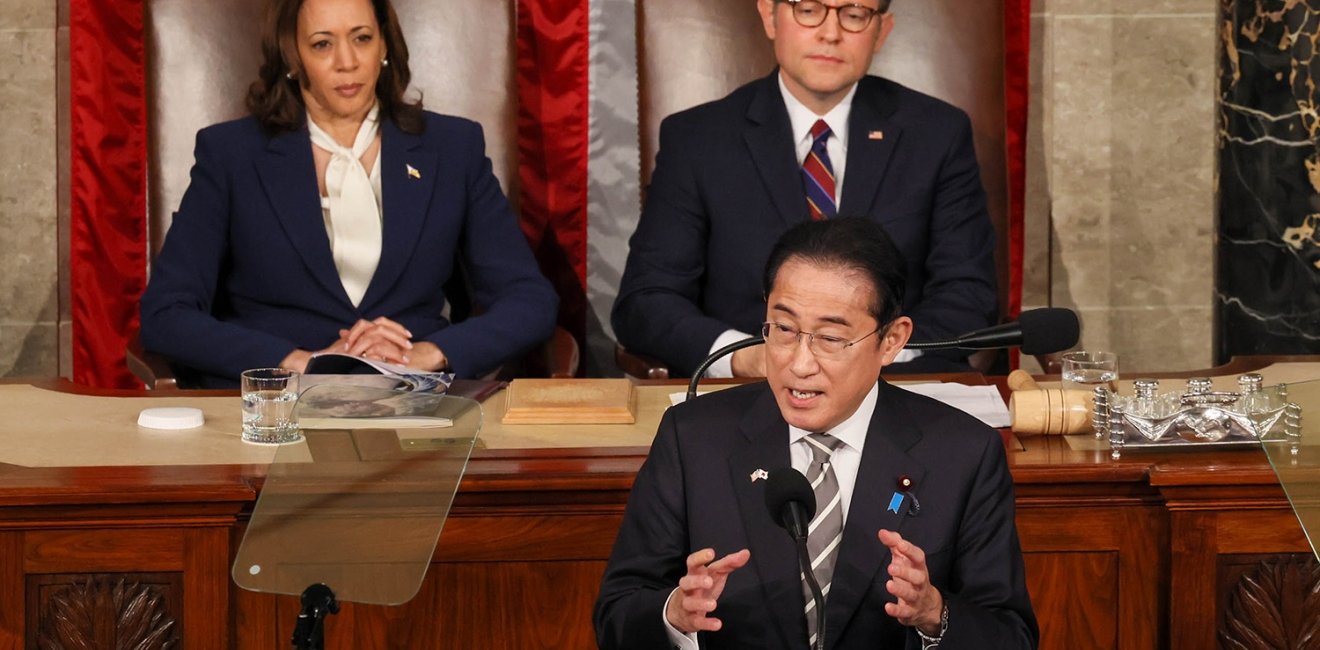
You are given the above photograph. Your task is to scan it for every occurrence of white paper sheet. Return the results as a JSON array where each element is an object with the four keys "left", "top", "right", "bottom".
[{"left": 896, "top": 383, "right": 1011, "bottom": 428}]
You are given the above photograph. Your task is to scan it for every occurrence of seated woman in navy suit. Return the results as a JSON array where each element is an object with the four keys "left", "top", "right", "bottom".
[{"left": 140, "top": 0, "right": 558, "bottom": 388}]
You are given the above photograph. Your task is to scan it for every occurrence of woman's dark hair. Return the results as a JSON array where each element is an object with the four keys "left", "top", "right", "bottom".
[
  {"left": 762, "top": 217, "right": 908, "bottom": 327},
  {"left": 246, "top": 0, "right": 424, "bottom": 134}
]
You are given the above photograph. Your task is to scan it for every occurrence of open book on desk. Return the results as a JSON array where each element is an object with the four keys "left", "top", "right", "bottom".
[
  {"left": 303, "top": 352, "right": 455, "bottom": 393},
  {"left": 297, "top": 383, "right": 461, "bottom": 429}
]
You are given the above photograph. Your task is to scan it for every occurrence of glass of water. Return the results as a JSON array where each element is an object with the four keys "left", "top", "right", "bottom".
[
  {"left": 241, "top": 368, "right": 302, "bottom": 444},
  {"left": 1061, "top": 351, "right": 1119, "bottom": 393}
]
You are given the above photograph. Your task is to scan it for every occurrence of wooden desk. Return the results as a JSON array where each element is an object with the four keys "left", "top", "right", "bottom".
[{"left": 1, "top": 367, "right": 1317, "bottom": 649}]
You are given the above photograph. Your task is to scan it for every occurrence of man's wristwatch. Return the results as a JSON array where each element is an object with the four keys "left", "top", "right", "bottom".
[{"left": 915, "top": 602, "right": 949, "bottom": 649}]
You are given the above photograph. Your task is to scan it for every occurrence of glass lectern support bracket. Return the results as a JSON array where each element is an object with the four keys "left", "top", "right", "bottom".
[{"left": 292, "top": 583, "right": 339, "bottom": 650}]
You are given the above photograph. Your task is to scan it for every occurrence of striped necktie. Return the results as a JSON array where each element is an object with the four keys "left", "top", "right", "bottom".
[
  {"left": 803, "top": 432, "right": 845, "bottom": 647},
  {"left": 801, "top": 119, "right": 837, "bottom": 221}
]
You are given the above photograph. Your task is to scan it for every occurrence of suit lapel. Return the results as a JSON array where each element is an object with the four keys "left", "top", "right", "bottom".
[
  {"left": 359, "top": 119, "right": 437, "bottom": 311},
  {"left": 728, "top": 387, "right": 806, "bottom": 649},
  {"left": 839, "top": 77, "right": 903, "bottom": 217},
  {"left": 826, "top": 380, "right": 927, "bottom": 646},
  {"left": 744, "top": 71, "right": 810, "bottom": 227},
  {"left": 255, "top": 128, "right": 349, "bottom": 304}
]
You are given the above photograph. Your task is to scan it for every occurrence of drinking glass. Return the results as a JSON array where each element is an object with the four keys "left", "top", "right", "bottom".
[
  {"left": 1061, "top": 351, "right": 1119, "bottom": 393},
  {"left": 241, "top": 368, "right": 302, "bottom": 444}
]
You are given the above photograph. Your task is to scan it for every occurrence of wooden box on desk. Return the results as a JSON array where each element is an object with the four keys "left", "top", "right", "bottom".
[{"left": 501, "top": 378, "right": 637, "bottom": 425}]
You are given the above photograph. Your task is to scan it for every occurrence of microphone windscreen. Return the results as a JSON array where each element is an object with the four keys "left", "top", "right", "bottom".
[
  {"left": 764, "top": 468, "right": 816, "bottom": 530},
  {"left": 1018, "top": 308, "right": 1080, "bottom": 355}
]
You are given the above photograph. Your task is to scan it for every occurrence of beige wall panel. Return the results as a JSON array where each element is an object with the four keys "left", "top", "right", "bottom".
[
  {"left": 1035, "top": 2, "right": 1216, "bottom": 370},
  {"left": 1052, "top": 0, "right": 1212, "bottom": 15},
  {"left": 1113, "top": 306, "right": 1214, "bottom": 372},
  {"left": 0, "top": 323, "right": 57, "bottom": 377},
  {"left": 0, "top": 26, "right": 58, "bottom": 377},
  {"left": 1023, "top": 12, "right": 1052, "bottom": 307},
  {"left": 1107, "top": 15, "right": 1215, "bottom": 310},
  {"left": 0, "top": 0, "right": 54, "bottom": 29},
  {"left": 1049, "top": 16, "right": 1115, "bottom": 312}
]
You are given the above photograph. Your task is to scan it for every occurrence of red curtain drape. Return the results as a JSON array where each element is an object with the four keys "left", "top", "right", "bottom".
[
  {"left": 1004, "top": 0, "right": 1032, "bottom": 368},
  {"left": 68, "top": 0, "right": 147, "bottom": 388},
  {"left": 1005, "top": 0, "right": 1030, "bottom": 319},
  {"left": 515, "top": 0, "right": 592, "bottom": 351}
]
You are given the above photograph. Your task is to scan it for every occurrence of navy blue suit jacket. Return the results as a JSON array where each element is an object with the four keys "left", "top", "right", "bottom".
[
  {"left": 140, "top": 112, "right": 557, "bottom": 388},
  {"left": 594, "top": 381, "right": 1038, "bottom": 650},
  {"left": 612, "top": 73, "right": 999, "bottom": 376}
]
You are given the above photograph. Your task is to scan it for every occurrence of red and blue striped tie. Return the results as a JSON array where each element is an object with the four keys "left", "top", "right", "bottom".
[{"left": 802, "top": 119, "right": 837, "bottom": 221}]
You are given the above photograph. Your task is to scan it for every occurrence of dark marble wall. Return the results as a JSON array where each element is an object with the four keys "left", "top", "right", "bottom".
[{"left": 1218, "top": 0, "right": 1320, "bottom": 360}]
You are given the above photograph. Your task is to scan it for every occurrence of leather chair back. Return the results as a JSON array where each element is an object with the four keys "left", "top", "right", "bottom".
[
  {"left": 636, "top": 0, "right": 1009, "bottom": 315},
  {"left": 636, "top": 1, "right": 775, "bottom": 187},
  {"left": 870, "top": 2, "right": 1007, "bottom": 312},
  {"left": 146, "top": 0, "right": 518, "bottom": 254}
]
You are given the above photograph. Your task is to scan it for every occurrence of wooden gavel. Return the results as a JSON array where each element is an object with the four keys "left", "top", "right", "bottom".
[{"left": 1007, "top": 369, "right": 1093, "bottom": 435}]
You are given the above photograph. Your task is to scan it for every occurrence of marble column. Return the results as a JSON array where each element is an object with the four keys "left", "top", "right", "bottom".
[{"left": 1218, "top": 0, "right": 1320, "bottom": 359}]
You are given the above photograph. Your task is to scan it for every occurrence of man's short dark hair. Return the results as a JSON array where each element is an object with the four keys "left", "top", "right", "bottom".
[{"left": 762, "top": 217, "right": 908, "bottom": 326}]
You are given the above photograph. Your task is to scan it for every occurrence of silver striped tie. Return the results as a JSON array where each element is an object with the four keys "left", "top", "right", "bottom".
[{"left": 803, "top": 433, "right": 845, "bottom": 647}]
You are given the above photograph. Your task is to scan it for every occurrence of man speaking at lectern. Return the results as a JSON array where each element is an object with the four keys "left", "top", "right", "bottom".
[
  {"left": 595, "top": 219, "right": 1037, "bottom": 649},
  {"left": 611, "top": 0, "right": 999, "bottom": 379}
]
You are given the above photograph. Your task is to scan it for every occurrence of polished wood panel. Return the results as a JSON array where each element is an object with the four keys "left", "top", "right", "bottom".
[
  {"left": 27, "top": 573, "right": 181, "bottom": 650},
  {"left": 0, "top": 532, "right": 24, "bottom": 646},
  {"left": 1024, "top": 552, "right": 1118, "bottom": 650},
  {"left": 1218, "top": 555, "right": 1320, "bottom": 649},
  {"left": 1018, "top": 505, "right": 1166, "bottom": 650}
]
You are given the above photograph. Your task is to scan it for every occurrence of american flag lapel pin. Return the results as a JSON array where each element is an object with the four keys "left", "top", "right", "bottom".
[
  {"left": 750, "top": 468, "right": 769, "bottom": 483},
  {"left": 406, "top": 164, "right": 421, "bottom": 180},
  {"left": 868, "top": 130, "right": 885, "bottom": 141}
]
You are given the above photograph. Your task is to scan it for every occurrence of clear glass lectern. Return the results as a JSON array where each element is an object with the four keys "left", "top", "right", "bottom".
[
  {"left": 1260, "top": 378, "right": 1320, "bottom": 558},
  {"left": 232, "top": 385, "right": 482, "bottom": 646}
]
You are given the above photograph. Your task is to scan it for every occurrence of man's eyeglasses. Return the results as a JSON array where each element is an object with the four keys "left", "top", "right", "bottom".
[
  {"left": 761, "top": 321, "right": 881, "bottom": 358},
  {"left": 777, "top": 0, "right": 882, "bottom": 34}
]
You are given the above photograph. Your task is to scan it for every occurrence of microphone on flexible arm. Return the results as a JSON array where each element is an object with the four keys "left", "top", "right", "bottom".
[
  {"left": 686, "top": 335, "right": 765, "bottom": 401},
  {"left": 903, "top": 307, "right": 1080, "bottom": 355},
  {"left": 764, "top": 468, "right": 827, "bottom": 650}
]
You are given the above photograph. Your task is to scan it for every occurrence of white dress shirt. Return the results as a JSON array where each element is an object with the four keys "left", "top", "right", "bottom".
[{"left": 663, "top": 383, "right": 882, "bottom": 649}]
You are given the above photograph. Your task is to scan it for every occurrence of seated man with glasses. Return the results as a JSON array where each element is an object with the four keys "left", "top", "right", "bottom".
[
  {"left": 613, "top": 0, "right": 998, "bottom": 379},
  {"left": 596, "top": 218, "right": 1036, "bottom": 650}
]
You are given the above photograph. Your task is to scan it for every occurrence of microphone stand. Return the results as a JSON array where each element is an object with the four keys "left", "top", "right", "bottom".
[
  {"left": 687, "top": 336, "right": 765, "bottom": 401},
  {"left": 796, "top": 537, "right": 829, "bottom": 650},
  {"left": 779, "top": 500, "right": 827, "bottom": 650},
  {"left": 292, "top": 583, "right": 339, "bottom": 650}
]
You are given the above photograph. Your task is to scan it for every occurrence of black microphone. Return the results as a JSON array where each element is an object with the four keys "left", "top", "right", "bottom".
[
  {"left": 764, "top": 469, "right": 827, "bottom": 650},
  {"left": 903, "top": 307, "right": 1079, "bottom": 355},
  {"left": 765, "top": 467, "right": 816, "bottom": 538}
]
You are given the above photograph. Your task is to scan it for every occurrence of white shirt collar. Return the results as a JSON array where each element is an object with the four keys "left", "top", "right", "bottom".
[
  {"left": 788, "top": 381, "right": 879, "bottom": 454},
  {"left": 778, "top": 74, "right": 856, "bottom": 155}
]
